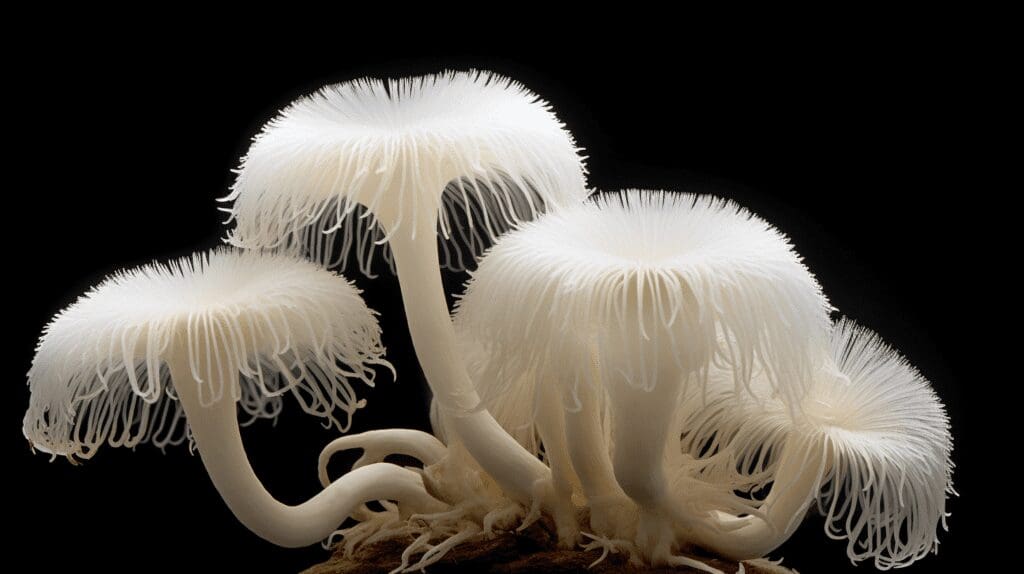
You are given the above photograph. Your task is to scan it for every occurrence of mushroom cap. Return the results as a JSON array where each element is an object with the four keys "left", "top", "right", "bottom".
[
  {"left": 225, "top": 70, "right": 588, "bottom": 275},
  {"left": 454, "top": 190, "right": 831, "bottom": 405},
  {"left": 24, "top": 248, "right": 389, "bottom": 460},
  {"left": 682, "top": 319, "right": 954, "bottom": 569}
]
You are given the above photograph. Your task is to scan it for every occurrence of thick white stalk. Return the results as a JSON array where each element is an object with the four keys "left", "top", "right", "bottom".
[
  {"left": 563, "top": 351, "right": 633, "bottom": 537},
  {"left": 600, "top": 306, "right": 704, "bottom": 563},
  {"left": 386, "top": 212, "right": 551, "bottom": 503},
  {"left": 535, "top": 382, "right": 582, "bottom": 543},
  {"left": 605, "top": 358, "right": 685, "bottom": 514},
  {"left": 536, "top": 383, "right": 580, "bottom": 498},
  {"left": 694, "top": 439, "right": 828, "bottom": 559},
  {"left": 318, "top": 429, "right": 448, "bottom": 487},
  {"left": 169, "top": 356, "right": 446, "bottom": 548},
  {"left": 563, "top": 389, "right": 619, "bottom": 501},
  {"left": 606, "top": 364, "right": 688, "bottom": 562}
]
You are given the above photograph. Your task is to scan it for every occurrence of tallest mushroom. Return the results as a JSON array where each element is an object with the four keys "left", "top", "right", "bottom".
[{"left": 224, "top": 71, "right": 588, "bottom": 502}]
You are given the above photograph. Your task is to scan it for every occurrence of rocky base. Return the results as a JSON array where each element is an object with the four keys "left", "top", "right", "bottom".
[{"left": 304, "top": 520, "right": 793, "bottom": 574}]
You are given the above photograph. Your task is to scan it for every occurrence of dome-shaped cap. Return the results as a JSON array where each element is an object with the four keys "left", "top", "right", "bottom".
[
  {"left": 455, "top": 190, "right": 831, "bottom": 405},
  {"left": 225, "top": 70, "right": 588, "bottom": 275},
  {"left": 24, "top": 248, "right": 389, "bottom": 460},
  {"left": 681, "top": 319, "right": 954, "bottom": 568}
]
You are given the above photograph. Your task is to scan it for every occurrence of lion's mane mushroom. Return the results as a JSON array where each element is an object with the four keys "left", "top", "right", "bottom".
[
  {"left": 450, "top": 190, "right": 832, "bottom": 567},
  {"left": 224, "top": 70, "right": 588, "bottom": 505},
  {"left": 679, "top": 319, "right": 954, "bottom": 569},
  {"left": 23, "top": 248, "right": 444, "bottom": 547}
]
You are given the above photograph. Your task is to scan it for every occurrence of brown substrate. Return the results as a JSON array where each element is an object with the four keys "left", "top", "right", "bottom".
[{"left": 304, "top": 519, "right": 792, "bottom": 574}]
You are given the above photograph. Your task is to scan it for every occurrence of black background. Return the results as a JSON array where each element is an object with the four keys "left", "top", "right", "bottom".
[{"left": 8, "top": 23, "right": 986, "bottom": 573}]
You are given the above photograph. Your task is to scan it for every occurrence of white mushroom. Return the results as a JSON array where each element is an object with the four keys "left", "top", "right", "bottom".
[
  {"left": 23, "top": 248, "right": 444, "bottom": 548},
  {"left": 682, "top": 319, "right": 955, "bottom": 569},
  {"left": 224, "top": 71, "right": 588, "bottom": 505},
  {"left": 452, "top": 189, "right": 832, "bottom": 564}
]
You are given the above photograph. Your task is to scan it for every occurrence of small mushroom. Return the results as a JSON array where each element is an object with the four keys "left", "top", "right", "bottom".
[
  {"left": 452, "top": 190, "right": 832, "bottom": 562},
  {"left": 224, "top": 71, "right": 588, "bottom": 503},
  {"left": 23, "top": 248, "right": 444, "bottom": 547},
  {"left": 681, "top": 319, "right": 954, "bottom": 568}
]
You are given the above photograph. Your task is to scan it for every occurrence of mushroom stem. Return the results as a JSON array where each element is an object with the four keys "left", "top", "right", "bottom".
[
  {"left": 169, "top": 357, "right": 446, "bottom": 548},
  {"left": 386, "top": 211, "right": 551, "bottom": 504},
  {"left": 695, "top": 438, "right": 829, "bottom": 560},
  {"left": 604, "top": 338, "right": 688, "bottom": 519},
  {"left": 563, "top": 350, "right": 631, "bottom": 535},
  {"left": 606, "top": 367, "right": 689, "bottom": 557},
  {"left": 535, "top": 382, "right": 582, "bottom": 544},
  {"left": 318, "top": 429, "right": 448, "bottom": 487}
]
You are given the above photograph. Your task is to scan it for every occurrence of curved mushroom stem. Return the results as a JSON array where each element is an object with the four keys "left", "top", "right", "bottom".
[
  {"left": 597, "top": 300, "right": 713, "bottom": 562},
  {"left": 535, "top": 382, "right": 583, "bottom": 544},
  {"left": 318, "top": 429, "right": 448, "bottom": 487},
  {"left": 169, "top": 357, "right": 447, "bottom": 548},
  {"left": 692, "top": 438, "right": 829, "bottom": 560},
  {"left": 386, "top": 210, "right": 551, "bottom": 504},
  {"left": 605, "top": 364, "right": 691, "bottom": 562},
  {"left": 563, "top": 350, "right": 633, "bottom": 538}
]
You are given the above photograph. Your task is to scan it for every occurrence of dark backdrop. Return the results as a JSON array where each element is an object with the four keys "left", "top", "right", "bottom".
[{"left": 9, "top": 26, "right": 983, "bottom": 573}]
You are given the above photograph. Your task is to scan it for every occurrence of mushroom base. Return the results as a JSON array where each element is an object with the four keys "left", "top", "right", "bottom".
[
  {"left": 306, "top": 516, "right": 794, "bottom": 574},
  {"left": 316, "top": 444, "right": 787, "bottom": 574}
]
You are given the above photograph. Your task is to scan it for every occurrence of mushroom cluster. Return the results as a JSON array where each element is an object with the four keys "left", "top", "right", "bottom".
[{"left": 24, "top": 71, "right": 953, "bottom": 572}]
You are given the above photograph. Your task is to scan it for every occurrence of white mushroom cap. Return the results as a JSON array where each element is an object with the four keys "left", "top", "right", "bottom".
[
  {"left": 225, "top": 70, "right": 588, "bottom": 275},
  {"left": 682, "top": 319, "right": 955, "bottom": 568},
  {"left": 455, "top": 189, "right": 831, "bottom": 406},
  {"left": 24, "top": 248, "right": 389, "bottom": 460}
]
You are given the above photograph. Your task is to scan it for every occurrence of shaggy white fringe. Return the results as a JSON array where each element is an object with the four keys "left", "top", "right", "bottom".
[
  {"left": 24, "top": 248, "right": 390, "bottom": 460},
  {"left": 224, "top": 70, "right": 588, "bottom": 275},
  {"left": 454, "top": 189, "right": 831, "bottom": 408},
  {"left": 680, "top": 319, "right": 954, "bottom": 569}
]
